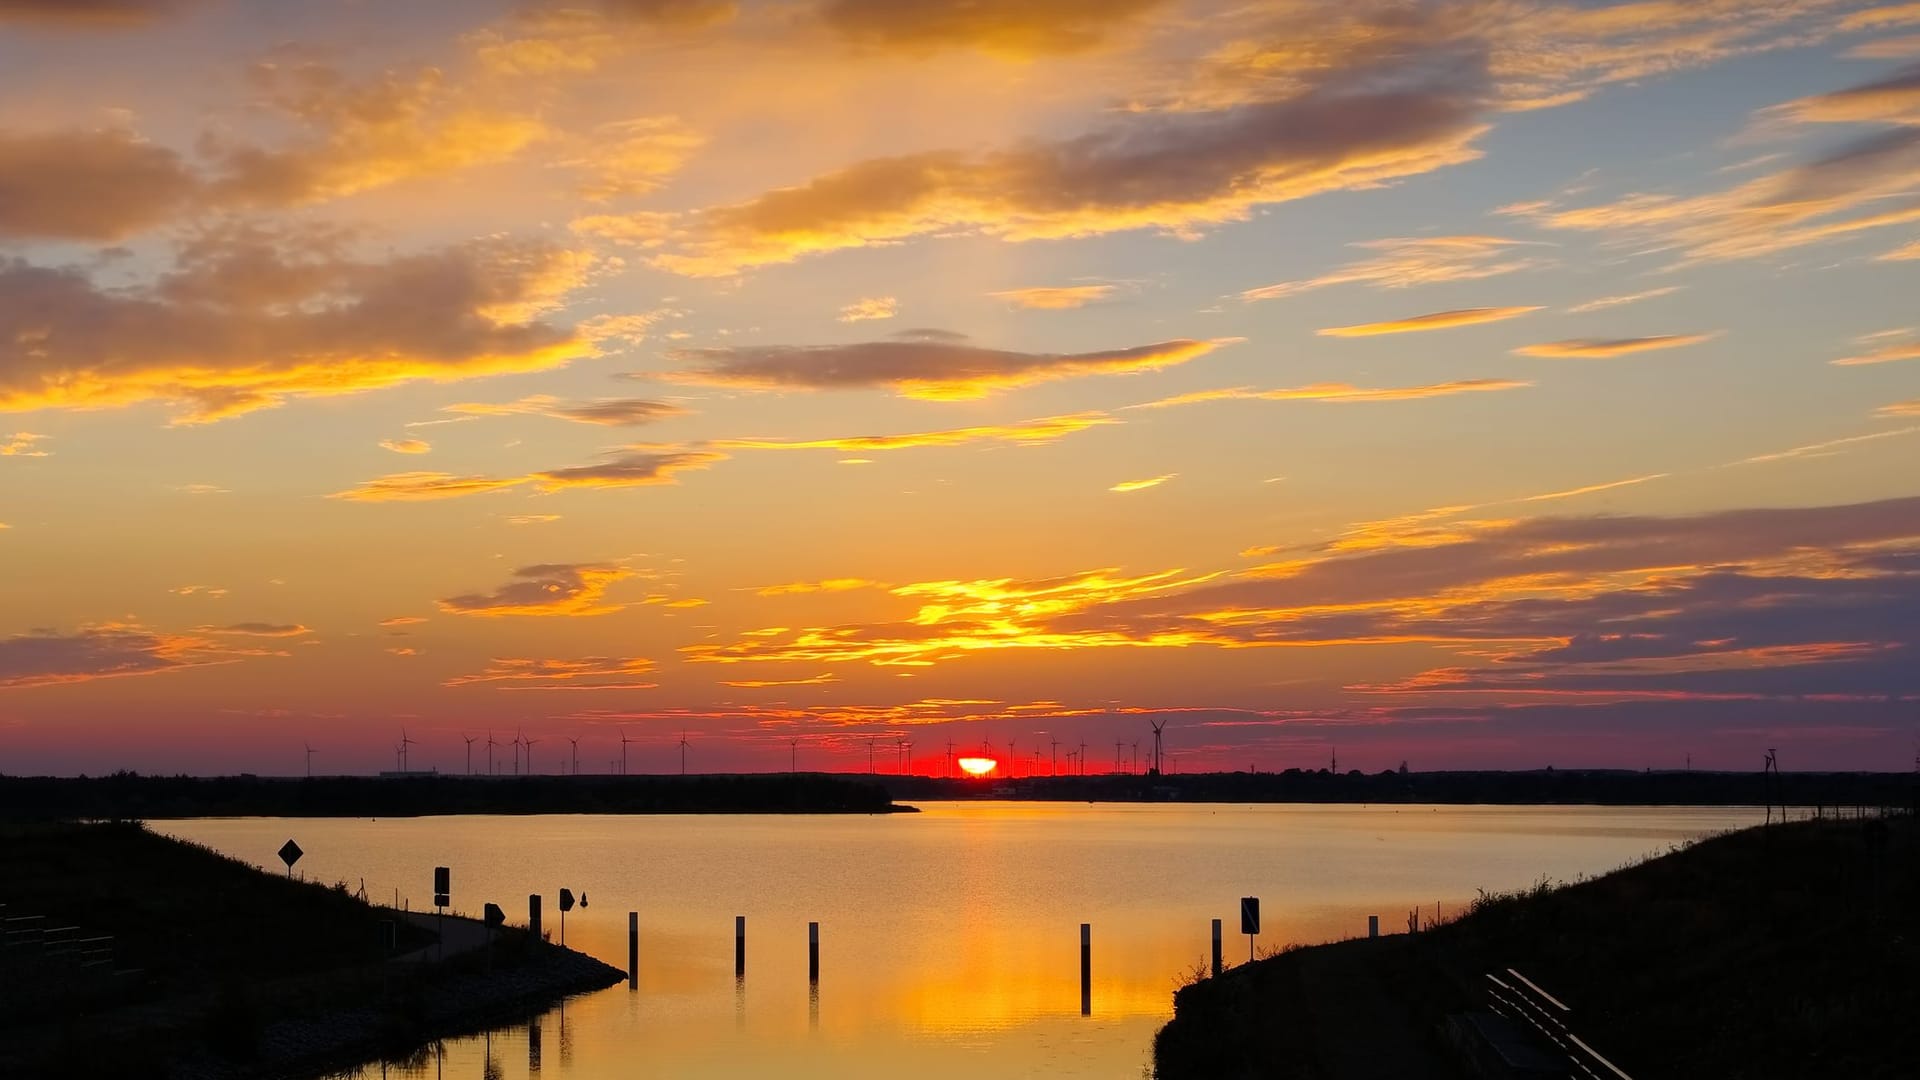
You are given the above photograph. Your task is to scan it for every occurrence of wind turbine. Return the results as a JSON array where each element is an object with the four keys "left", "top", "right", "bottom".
[
  {"left": 523, "top": 733, "right": 541, "bottom": 775},
  {"left": 463, "top": 734, "right": 476, "bottom": 776},
  {"left": 619, "top": 728, "right": 632, "bottom": 776},
  {"left": 902, "top": 739, "right": 913, "bottom": 776},
  {"left": 1116, "top": 741, "right": 1125, "bottom": 775},
  {"left": 945, "top": 739, "right": 954, "bottom": 779},
  {"left": 679, "top": 731, "right": 690, "bottom": 776},
  {"left": 1149, "top": 719, "right": 1167, "bottom": 775},
  {"left": 512, "top": 730, "right": 524, "bottom": 776},
  {"left": 791, "top": 737, "right": 800, "bottom": 773},
  {"left": 567, "top": 736, "right": 580, "bottom": 776},
  {"left": 1051, "top": 738, "right": 1060, "bottom": 777},
  {"left": 399, "top": 728, "right": 418, "bottom": 772},
  {"left": 304, "top": 743, "right": 316, "bottom": 778},
  {"left": 1008, "top": 737, "right": 1018, "bottom": 778},
  {"left": 485, "top": 731, "right": 499, "bottom": 776},
  {"left": 868, "top": 735, "right": 876, "bottom": 773},
  {"left": 1078, "top": 739, "right": 1088, "bottom": 776}
]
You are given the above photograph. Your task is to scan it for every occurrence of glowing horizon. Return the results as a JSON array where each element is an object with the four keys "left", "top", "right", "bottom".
[{"left": 3, "top": 1, "right": 1920, "bottom": 776}]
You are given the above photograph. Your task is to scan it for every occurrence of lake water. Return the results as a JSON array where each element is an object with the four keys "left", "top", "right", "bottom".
[{"left": 161, "top": 802, "right": 1762, "bottom": 1079}]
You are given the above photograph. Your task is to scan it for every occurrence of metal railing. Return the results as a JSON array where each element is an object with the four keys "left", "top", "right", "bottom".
[{"left": 1484, "top": 968, "right": 1634, "bottom": 1080}]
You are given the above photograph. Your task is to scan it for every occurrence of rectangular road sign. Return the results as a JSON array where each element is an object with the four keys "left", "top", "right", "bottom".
[
  {"left": 1241, "top": 896, "right": 1260, "bottom": 936},
  {"left": 434, "top": 866, "right": 450, "bottom": 894}
]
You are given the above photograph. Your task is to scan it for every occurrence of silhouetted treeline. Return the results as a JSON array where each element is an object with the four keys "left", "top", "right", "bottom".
[
  {"left": 0, "top": 772, "right": 902, "bottom": 822},
  {"left": 874, "top": 767, "right": 1920, "bottom": 810}
]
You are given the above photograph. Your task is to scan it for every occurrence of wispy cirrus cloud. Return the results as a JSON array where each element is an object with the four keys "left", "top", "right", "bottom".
[
  {"left": 1521, "top": 68, "right": 1920, "bottom": 266},
  {"left": 1129, "top": 379, "right": 1529, "bottom": 409},
  {"left": 655, "top": 336, "right": 1232, "bottom": 400},
  {"left": 2, "top": 432, "right": 50, "bottom": 457},
  {"left": 1732, "top": 426, "right": 1920, "bottom": 465},
  {"left": 1316, "top": 306, "right": 1540, "bottom": 337},
  {"left": 989, "top": 285, "right": 1117, "bottom": 310},
  {"left": 379, "top": 438, "right": 431, "bottom": 454},
  {"left": 438, "top": 563, "right": 634, "bottom": 618},
  {"left": 1110, "top": 474, "right": 1175, "bottom": 493},
  {"left": 721, "top": 672, "right": 838, "bottom": 688},
  {"left": 1240, "top": 236, "right": 1549, "bottom": 301},
  {"left": 330, "top": 448, "right": 725, "bottom": 501},
  {"left": 715, "top": 412, "right": 1116, "bottom": 452},
  {"left": 755, "top": 579, "right": 884, "bottom": 597},
  {"left": 1881, "top": 400, "right": 1920, "bottom": 417},
  {"left": 1513, "top": 334, "right": 1715, "bottom": 358},
  {"left": 1566, "top": 287, "right": 1683, "bottom": 313},
  {"left": 1833, "top": 333, "right": 1920, "bottom": 366},
  {"left": 1518, "top": 473, "right": 1669, "bottom": 502},
  {"left": 445, "top": 395, "right": 690, "bottom": 426},
  {"left": 444, "top": 655, "right": 657, "bottom": 689}
]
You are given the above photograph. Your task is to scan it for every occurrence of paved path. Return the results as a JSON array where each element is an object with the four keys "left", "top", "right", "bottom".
[{"left": 393, "top": 910, "right": 496, "bottom": 964}]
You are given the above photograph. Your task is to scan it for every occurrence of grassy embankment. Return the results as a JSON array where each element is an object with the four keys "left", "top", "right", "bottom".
[
  {"left": 0, "top": 821, "right": 621, "bottom": 1079},
  {"left": 1154, "top": 814, "right": 1919, "bottom": 1080}
]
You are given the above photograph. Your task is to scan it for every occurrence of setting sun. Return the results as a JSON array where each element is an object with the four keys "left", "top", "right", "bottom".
[{"left": 957, "top": 757, "right": 998, "bottom": 777}]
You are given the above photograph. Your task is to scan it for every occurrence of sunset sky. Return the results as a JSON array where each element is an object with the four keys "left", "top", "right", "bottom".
[{"left": 3, "top": 0, "right": 1919, "bottom": 776}]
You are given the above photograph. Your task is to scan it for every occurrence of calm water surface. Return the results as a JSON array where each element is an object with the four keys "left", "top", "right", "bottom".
[{"left": 162, "top": 802, "right": 1761, "bottom": 1079}]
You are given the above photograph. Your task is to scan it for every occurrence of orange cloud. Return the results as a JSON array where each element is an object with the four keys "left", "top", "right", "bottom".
[
  {"left": 0, "top": 0, "right": 189, "bottom": 26},
  {"left": 1882, "top": 238, "right": 1920, "bottom": 260},
  {"left": 204, "top": 62, "right": 546, "bottom": 208},
  {"left": 529, "top": 448, "right": 727, "bottom": 491},
  {"left": 1880, "top": 400, "right": 1920, "bottom": 417},
  {"left": 580, "top": 81, "right": 1486, "bottom": 276},
  {"left": 197, "top": 622, "right": 312, "bottom": 637},
  {"left": 1, "top": 232, "right": 592, "bottom": 423},
  {"left": 507, "top": 514, "right": 562, "bottom": 525},
  {"left": 1833, "top": 337, "right": 1920, "bottom": 366},
  {"left": 838, "top": 296, "right": 898, "bottom": 323},
  {"left": 1110, "top": 474, "right": 1175, "bottom": 493},
  {"left": 438, "top": 563, "right": 634, "bottom": 618},
  {"left": 329, "top": 472, "right": 528, "bottom": 502},
  {"left": 378, "top": 616, "right": 427, "bottom": 627},
  {"left": 0, "top": 622, "right": 258, "bottom": 689},
  {"left": 445, "top": 395, "right": 690, "bottom": 426},
  {"left": 1129, "top": 379, "right": 1529, "bottom": 409},
  {"left": 1513, "top": 334, "right": 1715, "bottom": 358},
  {"left": 380, "top": 438, "right": 431, "bottom": 454},
  {"left": 989, "top": 285, "right": 1117, "bottom": 310},
  {"left": 1765, "top": 64, "right": 1920, "bottom": 126},
  {"left": 444, "top": 655, "right": 657, "bottom": 689},
  {"left": 0, "top": 129, "right": 196, "bottom": 241},
  {"left": 716, "top": 412, "right": 1116, "bottom": 452},
  {"left": 658, "top": 336, "right": 1231, "bottom": 399},
  {"left": 1241, "top": 236, "right": 1548, "bottom": 300},
  {"left": 567, "top": 116, "right": 705, "bottom": 200},
  {"left": 819, "top": 0, "right": 1168, "bottom": 55},
  {"left": 1316, "top": 306, "right": 1540, "bottom": 337}
]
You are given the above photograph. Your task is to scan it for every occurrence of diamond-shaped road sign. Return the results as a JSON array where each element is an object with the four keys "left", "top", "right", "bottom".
[{"left": 278, "top": 839, "right": 303, "bottom": 870}]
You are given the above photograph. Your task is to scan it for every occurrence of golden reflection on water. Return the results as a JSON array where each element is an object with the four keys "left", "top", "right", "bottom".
[{"left": 171, "top": 802, "right": 1762, "bottom": 1079}]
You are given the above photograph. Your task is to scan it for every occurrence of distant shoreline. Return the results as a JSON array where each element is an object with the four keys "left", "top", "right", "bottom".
[
  {"left": 0, "top": 772, "right": 911, "bottom": 822},
  {"left": 3, "top": 768, "right": 1911, "bottom": 821}
]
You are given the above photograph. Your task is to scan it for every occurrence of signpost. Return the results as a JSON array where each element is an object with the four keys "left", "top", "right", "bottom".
[
  {"left": 433, "top": 866, "right": 451, "bottom": 960},
  {"left": 278, "top": 839, "right": 303, "bottom": 878},
  {"left": 483, "top": 902, "right": 504, "bottom": 973},
  {"left": 1241, "top": 896, "right": 1260, "bottom": 963}
]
